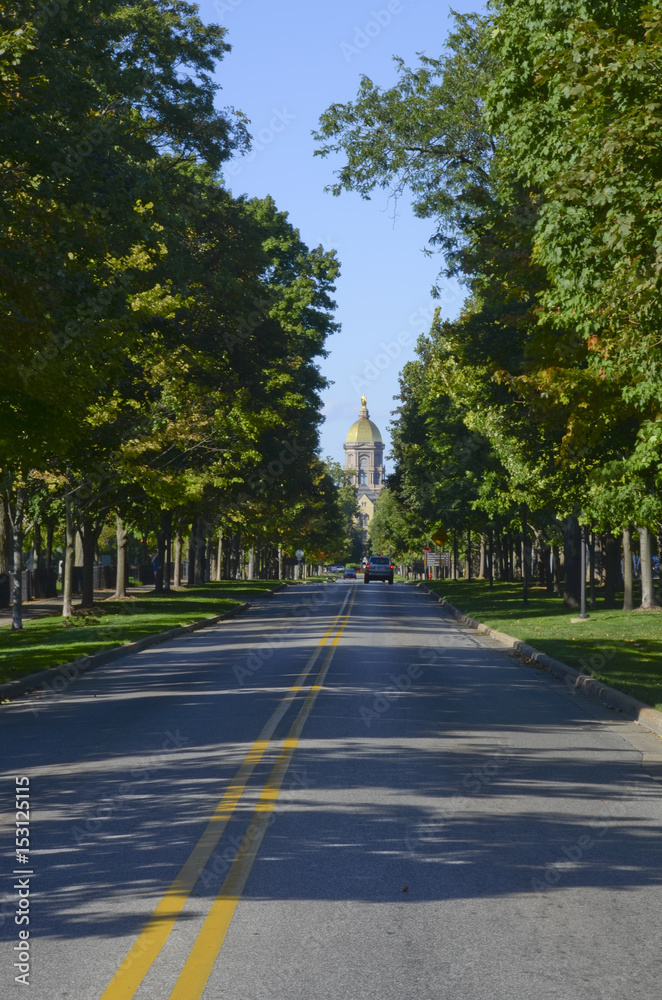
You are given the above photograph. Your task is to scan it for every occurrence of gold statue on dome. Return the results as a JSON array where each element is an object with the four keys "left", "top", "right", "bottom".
[{"left": 361, "top": 394, "right": 367, "bottom": 408}]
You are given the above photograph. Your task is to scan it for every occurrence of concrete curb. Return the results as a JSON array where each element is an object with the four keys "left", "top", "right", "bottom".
[
  {"left": 0, "top": 601, "right": 253, "bottom": 705},
  {"left": 416, "top": 583, "right": 662, "bottom": 739}
]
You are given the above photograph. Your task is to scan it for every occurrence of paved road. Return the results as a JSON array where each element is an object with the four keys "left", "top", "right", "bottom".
[{"left": 0, "top": 582, "right": 660, "bottom": 999}]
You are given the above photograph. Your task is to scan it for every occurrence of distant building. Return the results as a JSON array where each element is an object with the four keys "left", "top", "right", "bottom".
[{"left": 343, "top": 396, "right": 385, "bottom": 546}]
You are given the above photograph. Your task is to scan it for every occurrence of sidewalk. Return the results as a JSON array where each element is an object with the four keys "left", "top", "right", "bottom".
[{"left": 0, "top": 586, "right": 154, "bottom": 627}]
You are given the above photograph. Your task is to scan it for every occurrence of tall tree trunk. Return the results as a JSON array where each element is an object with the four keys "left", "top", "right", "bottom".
[
  {"left": 32, "top": 522, "right": 42, "bottom": 570},
  {"left": 563, "top": 515, "right": 581, "bottom": 608},
  {"left": 544, "top": 545, "right": 554, "bottom": 593},
  {"left": 478, "top": 534, "right": 486, "bottom": 579},
  {"left": 278, "top": 545, "right": 283, "bottom": 580},
  {"left": 205, "top": 529, "right": 212, "bottom": 583},
  {"left": 622, "top": 526, "right": 634, "bottom": 611},
  {"left": 0, "top": 494, "right": 9, "bottom": 574},
  {"left": 453, "top": 530, "right": 459, "bottom": 579},
  {"left": 62, "top": 490, "right": 75, "bottom": 618},
  {"left": 216, "top": 532, "right": 223, "bottom": 581},
  {"left": 164, "top": 519, "right": 171, "bottom": 593},
  {"left": 188, "top": 520, "right": 196, "bottom": 586},
  {"left": 190, "top": 517, "right": 206, "bottom": 586},
  {"left": 638, "top": 526, "right": 658, "bottom": 609},
  {"left": 115, "top": 515, "right": 128, "bottom": 598},
  {"left": 522, "top": 506, "right": 529, "bottom": 605},
  {"left": 466, "top": 529, "right": 472, "bottom": 580},
  {"left": 75, "top": 530, "right": 84, "bottom": 568},
  {"left": 154, "top": 511, "right": 170, "bottom": 593},
  {"left": 80, "top": 524, "right": 99, "bottom": 609},
  {"left": 248, "top": 542, "right": 256, "bottom": 581},
  {"left": 10, "top": 486, "right": 26, "bottom": 630},
  {"left": 603, "top": 529, "right": 619, "bottom": 609},
  {"left": 494, "top": 530, "right": 502, "bottom": 582},
  {"left": 46, "top": 522, "right": 54, "bottom": 570},
  {"left": 589, "top": 529, "right": 597, "bottom": 609},
  {"left": 554, "top": 544, "right": 564, "bottom": 597},
  {"left": 174, "top": 521, "right": 183, "bottom": 588}
]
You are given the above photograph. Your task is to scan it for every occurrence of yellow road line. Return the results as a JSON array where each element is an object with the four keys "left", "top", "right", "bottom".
[
  {"left": 168, "top": 591, "right": 355, "bottom": 1000},
  {"left": 99, "top": 589, "right": 352, "bottom": 1000}
]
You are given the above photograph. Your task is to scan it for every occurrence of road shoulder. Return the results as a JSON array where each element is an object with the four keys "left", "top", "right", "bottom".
[{"left": 414, "top": 582, "right": 662, "bottom": 740}]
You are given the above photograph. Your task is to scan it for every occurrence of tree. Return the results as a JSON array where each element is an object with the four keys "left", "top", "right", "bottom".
[
  {"left": 325, "top": 460, "right": 362, "bottom": 563},
  {"left": 0, "top": 0, "right": 247, "bottom": 466},
  {"left": 486, "top": 0, "right": 662, "bottom": 598}
]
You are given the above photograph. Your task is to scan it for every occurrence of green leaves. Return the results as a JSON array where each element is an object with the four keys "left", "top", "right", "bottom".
[{"left": 486, "top": 0, "right": 662, "bottom": 523}]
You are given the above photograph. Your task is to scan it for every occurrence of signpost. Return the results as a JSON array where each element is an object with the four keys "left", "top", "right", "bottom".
[
  {"left": 425, "top": 551, "right": 450, "bottom": 573},
  {"left": 295, "top": 549, "right": 304, "bottom": 581}
]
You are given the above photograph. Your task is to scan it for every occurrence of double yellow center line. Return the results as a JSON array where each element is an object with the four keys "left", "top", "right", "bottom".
[{"left": 100, "top": 586, "right": 355, "bottom": 1000}]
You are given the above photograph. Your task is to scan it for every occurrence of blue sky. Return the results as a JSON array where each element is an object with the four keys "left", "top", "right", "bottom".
[{"left": 196, "top": 0, "right": 479, "bottom": 467}]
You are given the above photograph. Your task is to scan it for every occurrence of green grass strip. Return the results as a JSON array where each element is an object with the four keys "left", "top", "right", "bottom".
[{"left": 0, "top": 582, "right": 279, "bottom": 688}]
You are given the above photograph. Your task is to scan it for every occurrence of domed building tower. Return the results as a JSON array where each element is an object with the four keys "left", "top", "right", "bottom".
[{"left": 344, "top": 396, "right": 385, "bottom": 545}]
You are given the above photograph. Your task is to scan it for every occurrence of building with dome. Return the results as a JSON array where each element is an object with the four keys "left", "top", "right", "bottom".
[{"left": 344, "top": 396, "right": 385, "bottom": 546}]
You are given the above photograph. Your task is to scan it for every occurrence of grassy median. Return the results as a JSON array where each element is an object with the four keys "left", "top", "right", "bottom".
[
  {"left": 0, "top": 581, "right": 281, "bottom": 688},
  {"left": 424, "top": 580, "right": 662, "bottom": 711}
]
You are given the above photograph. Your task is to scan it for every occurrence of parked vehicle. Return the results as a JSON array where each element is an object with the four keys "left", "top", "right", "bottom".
[{"left": 363, "top": 555, "right": 394, "bottom": 585}]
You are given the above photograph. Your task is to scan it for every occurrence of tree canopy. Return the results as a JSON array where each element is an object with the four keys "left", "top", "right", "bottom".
[{"left": 317, "top": 4, "right": 662, "bottom": 606}]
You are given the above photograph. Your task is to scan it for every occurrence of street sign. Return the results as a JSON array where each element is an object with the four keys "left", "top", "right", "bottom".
[
  {"left": 432, "top": 529, "right": 449, "bottom": 546},
  {"left": 422, "top": 546, "right": 431, "bottom": 553},
  {"left": 295, "top": 549, "right": 304, "bottom": 559}
]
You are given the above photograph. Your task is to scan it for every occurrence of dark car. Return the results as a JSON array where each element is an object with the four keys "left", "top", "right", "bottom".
[
  {"left": 364, "top": 555, "right": 394, "bottom": 585},
  {"left": 343, "top": 567, "right": 357, "bottom": 579}
]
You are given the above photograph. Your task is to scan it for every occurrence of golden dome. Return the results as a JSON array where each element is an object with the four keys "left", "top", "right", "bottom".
[
  {"left": 346, "top": 418, "right": 383, "bottom": 443},
  {"left": 346, "top": 397, "right": 382, "bottom": 443}
]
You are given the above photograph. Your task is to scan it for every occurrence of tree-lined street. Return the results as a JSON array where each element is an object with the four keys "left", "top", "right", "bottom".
[
  {"left": 1, "top": 582, "right": 660, "bottom": 998},
  {"left": 2, "top": 1, "right": 662, "bottom": 995}
]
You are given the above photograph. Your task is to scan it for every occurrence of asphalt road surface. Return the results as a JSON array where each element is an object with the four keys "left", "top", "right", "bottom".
[{"left": 1, "top": 581, "right": 661, "bottom": 999}]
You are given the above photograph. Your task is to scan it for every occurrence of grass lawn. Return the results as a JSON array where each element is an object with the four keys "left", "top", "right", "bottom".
[
  {"left": 424, "top": 579, "right": 662, "bottom": 711},
  {"left": 0, "top": 581, "right": 280, "bottom": 687}
]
